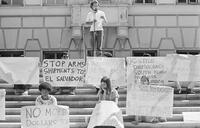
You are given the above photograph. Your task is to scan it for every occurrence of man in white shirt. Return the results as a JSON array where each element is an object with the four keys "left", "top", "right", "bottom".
[{"left": 86, "top": 0, "right": 107, "bottom": 56}]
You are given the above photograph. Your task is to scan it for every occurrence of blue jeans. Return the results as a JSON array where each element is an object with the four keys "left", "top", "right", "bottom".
[{"left": 90, "top": 31, "right": 103, "bottom": 55}]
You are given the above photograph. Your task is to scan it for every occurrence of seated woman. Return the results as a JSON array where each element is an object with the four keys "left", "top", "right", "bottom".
[
  {"left": 97, "top": 76, "right": 119, "bottom": 104},
  {"left": 35, "top": 82, "right": 57, "bottom": 105},
  {"left": 134, "top": 76, "right": 167, "bottom": 124}
]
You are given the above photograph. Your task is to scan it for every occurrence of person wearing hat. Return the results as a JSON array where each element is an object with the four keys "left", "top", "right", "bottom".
[
  {"left": 35, "top": 82, "right": 57, "bottom": 105},
  {"left": 86, "top": 0, "right": 107, "bottom": 56}
]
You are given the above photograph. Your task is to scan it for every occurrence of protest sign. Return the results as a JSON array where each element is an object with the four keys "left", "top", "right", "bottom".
[
  {"left": 126, "top": 57, "right": 171, "bottom": 85},
  {"left": 21, "top": 105, "right": 69, "bottom": 128},
  {"left": 87, "top": 101, "right": 124, "bottom": 128},
  {"left": 0, "top": 89, "right": 5, "bottom": 120},
  {"left": 42, "top": 59, "right": 86, "bottom": 87},
  {"left": 0, "top": 57, "right": 39, "bottom": 84},
  {"left": 166, "top": 54, "right": 200, "bottom": 81},
  {"left": 86, "top": 57, "right": 126, "bottom": 88},
  {"left": 126, "top": 83, "right": 173, "bottom": 117},
  {"left": 183, "top": 112, "right": 200, "bottom": 122}
]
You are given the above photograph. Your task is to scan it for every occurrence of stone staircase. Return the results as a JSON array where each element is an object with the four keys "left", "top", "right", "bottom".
[{"left": 1, "top": 85, "right": 200, "bottom": 128}]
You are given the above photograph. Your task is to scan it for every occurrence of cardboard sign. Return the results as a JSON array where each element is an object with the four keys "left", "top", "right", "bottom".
[
  {"left": 183, "top": 112, "right": 200, "bottom": 122},
  {"left": 126, "top": 57, "right": 171, "bottom": 85},
  {"left": 21, "top": 105, "right": 69, "bottom": 128},
  {"left": 0, "top": 57, "right": 39, "bottom": 84},
  {"left": 87, "top": 101, "right": 124, "bottom": 128},
  {"left": 0, "top": 89, "right": 5, "bottom": 120},
  {"left": 42, "top": 59, "right": 86, "bottom": 87},
  {"left": 86, "top": 57, "right": 126, "bottom": 88},
  {"left": 126, "top": 83, "right": 174, "bottom": 117}
]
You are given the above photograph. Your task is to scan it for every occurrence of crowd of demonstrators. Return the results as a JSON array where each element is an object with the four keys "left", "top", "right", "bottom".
[
  {"left": 132, "top": 76, "right": 167, "bottom": 125},
  {"left": 52, "top": 52, "right": 76, "bottom": 95},
  {"left": 97, "top": 76, "right": 119, "bottom": 104},
  {"left": 35, "top": 82, "right": 57, "bottom": 105}
]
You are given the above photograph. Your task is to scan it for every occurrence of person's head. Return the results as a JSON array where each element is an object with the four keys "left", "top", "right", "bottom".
[
  {"left": 39, "top": 82, "right": 52, "bottom": 97},
  {"left": 90, "top": 0, "right": 99, "bottom": 12},
  {"left": 100, "top": 76, "right": 111, "bottom": 94},
  {"left": 61, "top": 52, "right": 69, "bottom": 59},
  {"left": 140, "top": 75, "right": 150, "bottom": 85}
]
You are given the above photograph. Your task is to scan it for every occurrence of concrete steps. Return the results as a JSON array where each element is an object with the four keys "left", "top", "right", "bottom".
[
  {"left": 1, "top": 122, "right": 200, "bottom": 128},
  {"left": 1, "top": 86, "right": 200, "bottom": 128}
]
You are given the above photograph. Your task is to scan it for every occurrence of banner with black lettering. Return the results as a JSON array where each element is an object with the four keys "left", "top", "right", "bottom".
[
  {"left": 86, "top": 57, "right": 126, "bottom": 88},
  {"left": 126, "top": 57, "right": 171, "bottom": 85},
  {"left": 21, "top": 105, "right": 69, "bottom": 128},
  {"left": 126, "top": 83, "right": 173, "bottom": 117},
  {"left": 0, "top": 89, "right": 5, "bottom": 120},
  {"left": 42, "top": 59, "right": 86, "bottom": 87}
]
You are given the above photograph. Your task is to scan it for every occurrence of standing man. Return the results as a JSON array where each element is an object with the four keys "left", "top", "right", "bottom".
[{"left": 86, "top": 0, "right": 107, "bottom": 56}]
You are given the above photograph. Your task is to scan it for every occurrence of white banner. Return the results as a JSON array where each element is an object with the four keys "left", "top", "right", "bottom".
[
  {"left": 0, "top": 57, "right": 39, "bottom": 84},
  {"left": 21, "top": 105, "right": 69, "bottom": 128},
  {"left": 42, "top": 59, "right": 86, "bottom": 87},
  {"left": 0, "top": 89, "right": 5, "bottom": 120},
  {"left": 183, "top": 112, "right": 200, "bottom": 122},
  {"left": 86, "top": 57, "right": 126, "bottom": 88},
  {"left": 166, "top": 54, "right": 200, "bottom": 81},
  {"left": 87, "top": 101, "right": 124, "bottom": 128},
  {"left": 126, "top": 57, "right": 171, "bottom": 85},
  {"left": 126, "top": 83, "right": 174, "bottom": 117}
]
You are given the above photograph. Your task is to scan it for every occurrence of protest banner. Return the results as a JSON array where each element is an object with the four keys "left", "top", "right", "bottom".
[
  {"left": 42, "top": 59, "right": 86, "bottom": 87},
  {"left": 0, "top": 57, "right": 39, "bottom": 84},
  {"left": 86, "top": 57, "right": 126, "bottom": 88},
  {"left": 126, "top": 83, "right": 173, "bottom": 117},
  {"left": 0, "top": 89, "right": 5, "bottom": 120},
  {"left": 183, "top": 112, "right": 200, "bottom": 122},
  {"left": 126, "top": 57, "right": 171, "bottom": 85},
  {"left": 87, "top": 101, "right": 124, "bottom": 128},
  {"left": 166, "top": 54, "right": 200, "bottom": 81},
  {"left": 21, "top": 105, "right": 69, "bottom": 128}
]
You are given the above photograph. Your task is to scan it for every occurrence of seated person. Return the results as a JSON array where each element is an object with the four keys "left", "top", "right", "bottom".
[
  {"left": 35, "top": 82, "right": 57, "bottom": 105},
  {"left": 97, "top": 76, "right": 119, "bottom": 104},
  {"left": 14, "top": 84, "right": 32, "bottom": 95}
]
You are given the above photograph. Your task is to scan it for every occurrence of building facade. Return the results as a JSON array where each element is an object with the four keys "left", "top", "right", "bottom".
[{"left": 0, "top": 0, "right": 200, "bottom": 60}]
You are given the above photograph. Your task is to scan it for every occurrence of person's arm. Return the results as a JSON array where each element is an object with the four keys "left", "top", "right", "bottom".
[
  {"left": 100, "top": 12, "right": 107, "bottom": 24},
  {"left": 35, "top": 96, "right": 42, "bottom": 105},
  {"left": 51, "top": 95, "right": 58, "bottom": 105},
  {"left": 112, "top": 89, "right": 119, "bottom": 104}
]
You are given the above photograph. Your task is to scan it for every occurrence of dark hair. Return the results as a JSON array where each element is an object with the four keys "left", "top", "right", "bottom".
[
  {"left": 39, "top": 82, "right": 52, "bottom": 92},
  {"left": 140, "top": 75, "right": 150, "bottom": 85},
  {"left": 100, "top": 76, "right": 111, "bottom": 94},
  {"left": 90, "top": 0, "right": 99, "bottom": 9}
]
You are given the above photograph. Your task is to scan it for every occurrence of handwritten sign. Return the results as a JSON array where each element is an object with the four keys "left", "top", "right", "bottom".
[
  {"left": 86, "top": 57, "right": 126, "bottom": 88},
  {"left": 21, "top": 105, "right": 69, "bottom": 128},
  {"left": 0, "top": 57, "right": 39, "bottom": 84},
  {"left": 42, "top": 59, "right": 86, "bottom": 87},
  {"left": 0, "top": 89, "right": 5, "bottom": 120},
  {"left": 87, "top": 101, "right": 124, "bottom": 128},
  {"left": 126, "top": 83, "right": 173, "bottom": 117},
  {"left": 126, "top": 57, "right": 171, "bottom": 85}
]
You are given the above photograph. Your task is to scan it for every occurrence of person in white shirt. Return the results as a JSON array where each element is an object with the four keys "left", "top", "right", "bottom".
[
  {"left": 35, "top": 82, "right": 57, "bottom": 105},
  {"left": 86, "top": 0, "right": 107, "bottom": 56}
]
